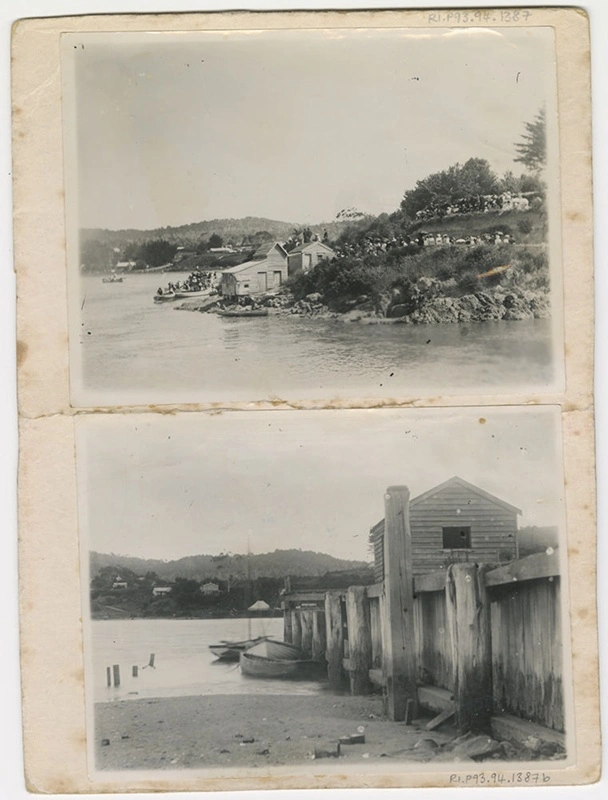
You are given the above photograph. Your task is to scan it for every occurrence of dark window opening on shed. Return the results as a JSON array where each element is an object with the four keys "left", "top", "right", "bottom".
[{"left": 442, "top": 526, "right": 471, "bottom": 549}]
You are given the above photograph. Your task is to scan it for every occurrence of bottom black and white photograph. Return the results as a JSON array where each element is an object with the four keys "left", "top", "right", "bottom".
[{"left": 76, "top": 407, "right": 570, "bottom": 782}]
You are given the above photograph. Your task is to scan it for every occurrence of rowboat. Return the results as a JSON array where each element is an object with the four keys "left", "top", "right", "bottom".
[
  {"left": 174, "top": 289, "right": 211, "bottom": 299},
  {"left": 153, "top": 291, "right": 177, "bottom": 302},
  {"left": 240, "top": 647, "right": 325, "bottom": 680},
  {"left": 208, "top": 635, "right": 269, "bottom": 662},
  {"left": 218, "top": 309, "right": 268, "bottom": 318},
  {"left": 102, "top": 275, "right": 124, "bottom": 283}
]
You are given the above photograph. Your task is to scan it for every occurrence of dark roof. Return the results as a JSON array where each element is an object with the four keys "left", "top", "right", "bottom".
[{"left": 252, "top": 241, "right": 288, "bottom": 260}]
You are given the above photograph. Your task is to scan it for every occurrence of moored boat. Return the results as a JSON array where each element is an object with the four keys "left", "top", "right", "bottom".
[
  {"left": 102, "top": 274, "right": 124, "bottom": 283},
  {"left": 240, "top": 648, "right": 325, "bottom": 680},
  {"left": 208, "top": 635, "right": 269, "bottom": 662},
  {"left": 153, "top": 291, "right": 177, "bottom": 302},
  {"left": 174, "top": 289, "right": 211, "bottom": 299},
  {"left": 218, "top": 309, "right": 268, "bottom": 318}
]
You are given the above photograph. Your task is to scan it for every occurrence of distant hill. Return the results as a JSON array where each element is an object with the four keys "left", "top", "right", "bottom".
[
  {"left": 90, "top": 548, "right": 371, "bottom": 582},
  {"left": 81, "top": 216, "right": 357, "bottom": 249}
]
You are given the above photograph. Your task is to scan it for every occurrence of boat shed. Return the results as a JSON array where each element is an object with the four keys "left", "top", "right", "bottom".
[
  {"left": 221, "top": 242, "right": 288, "bottom": 297},
  {"left": 287, "top": 241, "right": 335, "bottom": 276},
  {"left": 370, "top": 476, "right": 521, "bottom": 581}
]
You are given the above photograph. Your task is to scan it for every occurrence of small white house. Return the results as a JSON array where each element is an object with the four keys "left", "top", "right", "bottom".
[
  {"left": 201, "top": 581, "right": 220, "bottom": 596},
  {"left": 112, "top": 581, "right": 128, "bottom": 590},
  {"left": 287, "top": 241, "right": 335, "bottom": 276},
  {"left": 152, "top": 586, "right": 173, "bottom": 597}
]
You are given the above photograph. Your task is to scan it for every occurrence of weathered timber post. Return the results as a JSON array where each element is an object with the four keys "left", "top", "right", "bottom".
[
  {"left": 301, "top": 609, "right": 313, "bottom": 658},
  {"left": 383, "top": 486, "right": 418, "bottom": 720},
  {"left": 283, "top": 601, "right": 293, "bottom": 643},
  {"left": 325, "top": 591, "right": 345, "bottom": 689},
  {"left": 345, "top": 586, "right": 373, "bottom": 694},
  {"left": 312, "top": 608, "right": 326, "bottom": 661},
  {"left": 291, "top": 608, "right": 302, "bottom": 649},
  {"left": 445, "top": 563, "right": 492, "bottom": 732}
]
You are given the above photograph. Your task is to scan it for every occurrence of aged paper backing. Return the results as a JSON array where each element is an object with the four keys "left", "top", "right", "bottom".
[{"left": 12, "top": 7, "right": 598, "bottom": 794}]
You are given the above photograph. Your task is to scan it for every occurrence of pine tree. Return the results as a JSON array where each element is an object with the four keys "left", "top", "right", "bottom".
[{"left": 514, "top": 107, "right": 546, "bottom": 172}]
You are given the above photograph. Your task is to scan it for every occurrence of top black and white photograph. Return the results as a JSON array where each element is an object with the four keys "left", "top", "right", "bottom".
[{"left": 63, "top": 25, "right": 562, "bottom": 406}]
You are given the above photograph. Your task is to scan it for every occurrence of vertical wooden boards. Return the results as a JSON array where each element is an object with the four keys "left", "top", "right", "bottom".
[
  {"left": 311, "top": 608, "right": 326, "bottom": 661},
  {"left": 291, "top": 609, "right": 302, "bottom": 649},
  {"left": 445, "top": 563, "right": 492, "bottom": 732},
  {"left": 345, "top": 586, "right": 373, "bottom": 695},
  {"left": 300, "top": 609, "right": 313, "bottom": 658},
  {"left": 325, "top": 591, "right": 345, "bottom": 689},
  {"left": 383, "top": 486, "right": 418, "bottom": 720},
  {"left": 283, "top": 602, "right": 293, "bottom": 643}
]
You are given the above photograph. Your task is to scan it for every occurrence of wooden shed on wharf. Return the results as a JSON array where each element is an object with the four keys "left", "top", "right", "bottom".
[
  {"left": 221, "top": 241, "right": 288, "bottom": 297},
  {"left": 282, "top": 484, "right": 564, "bottom": 751},
  {"left": 369, "top": 476, "right": 520, "bottom": 582}
]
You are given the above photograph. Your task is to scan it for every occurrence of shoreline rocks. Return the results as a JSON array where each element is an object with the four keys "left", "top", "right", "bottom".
[{"left": 185, "top": 284, "right": 550, "bottom": 325}]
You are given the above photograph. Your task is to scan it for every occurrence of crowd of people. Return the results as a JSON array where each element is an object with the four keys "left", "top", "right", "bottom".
[
  {"left": 157, "top": 271, "right": 216, "bottom": 296},
  {"left": 333, "top": 229, "right": 516, "bottom": 259},
  {"left": 414, "top": 191, "right": 540, "bottom": 222}
]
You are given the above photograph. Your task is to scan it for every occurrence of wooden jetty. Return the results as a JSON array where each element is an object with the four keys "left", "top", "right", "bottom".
[{"left": 282, "top": 485, "right": 564, "bottom": 749}]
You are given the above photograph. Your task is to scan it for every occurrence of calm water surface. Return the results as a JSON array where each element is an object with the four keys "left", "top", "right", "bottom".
[
  {"left": 90, "top": 618, "right": 326, "bottom": 703},
  {"left": 74, "top": 273, "right": 557, "bottom": 404}
]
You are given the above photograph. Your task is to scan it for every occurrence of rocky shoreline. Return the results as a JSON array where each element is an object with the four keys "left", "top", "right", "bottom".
[{"left": 177, "top": 281, "right": 550, "bottom": 325}]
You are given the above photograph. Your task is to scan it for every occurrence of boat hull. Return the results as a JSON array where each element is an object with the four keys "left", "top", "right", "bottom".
[
  {"left": 218, "top": 309, "right": 268, "bottom": 318},
  {"left": 174, "top": 290, "right": 211, "bottom": 299},
  {"left": 240, "top": 651, "right": 324, "bottom": 680},
  {"left": 208, "top": 635, "right": 269, "bottom": 662},
  {"left": 153, "top": 293, "right": 177, "bottom": 302}
]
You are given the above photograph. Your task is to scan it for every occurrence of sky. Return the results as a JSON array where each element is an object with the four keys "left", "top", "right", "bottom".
[
  {"left": 78, "top": 407, "right": 564, "bottom": 563},
  {"left": 65, "top": 26, "right": 555, "bottom": 229}
]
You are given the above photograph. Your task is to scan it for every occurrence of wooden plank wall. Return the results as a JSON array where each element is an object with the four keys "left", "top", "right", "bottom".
[
  {"left": 368, "top": 595, "right": 383, "bottom": 669},
  {"left": 409, "top": 484, "right": 518, "bottom": 574},
  {"left": 490, "top": 576, "right": 563, "bottom": 731},
  {"left": 414, "top": 590, "right": 454, "bottom": 691}
]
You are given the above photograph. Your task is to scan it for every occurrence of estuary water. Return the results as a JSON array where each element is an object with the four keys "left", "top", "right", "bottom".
[
  {"left": 73, "top": 272, "right": 558, "bottom": 405},
  {"left": 90, "top": 617, "right": 326, "bottom": 703}
]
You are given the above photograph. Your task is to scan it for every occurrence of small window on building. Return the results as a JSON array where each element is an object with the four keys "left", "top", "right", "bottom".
[{"left": 442, "top": 526, "right": 471, "bottom": 549}]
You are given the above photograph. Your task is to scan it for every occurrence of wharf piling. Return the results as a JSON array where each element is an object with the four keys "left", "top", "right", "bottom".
[{"left": 282, "top": 484, "right": 564, "bottom": 746}]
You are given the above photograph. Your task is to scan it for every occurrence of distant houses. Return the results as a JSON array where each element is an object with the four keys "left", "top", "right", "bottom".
[
  {"left": 287, "top": 241, "right": 335, "bottom": 276},
  {"left": 152, "top": 586, "right": 172, "bottom": 597},
  {"left": 201, "top": 581, "right": 221, "bottom": 596},
  {"left": 221, "top": 242, "right": 289, "bottom": 297},
  {"left": 370, "top": 476, "right": 520, "bottom": 580}
]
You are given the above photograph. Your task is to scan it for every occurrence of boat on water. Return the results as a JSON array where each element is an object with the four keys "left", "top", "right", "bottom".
[
  {"left": 174, "top": 289, "right": 211, "bottom": 299},
  {"left": 102, "top": 274, "right": 124, "bottom": 283},
  {"left": 218, "top": 309, "right": 268, "bottom": 318},
  {"left": 153, "top": 291, "right": 177, "bottom": 303},
  {"left": 239, "top": 639, "right": 325, "bottom": 680},
  {"left": 208, "top": 635, "right": 269, "bottom": 662}
]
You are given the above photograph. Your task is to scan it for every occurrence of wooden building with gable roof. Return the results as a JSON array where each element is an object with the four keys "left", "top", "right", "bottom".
[
  {"left": 287, "top": 240, "right": 335, "bottom": 276},
  {"left": 370, "top": 476, "right": 520, "bottom": 581},
  {"left": 221, "top": 241, "right": 288, "bottom": 297}
]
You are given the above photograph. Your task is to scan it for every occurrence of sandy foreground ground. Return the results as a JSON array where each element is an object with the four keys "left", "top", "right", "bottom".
[{"left": 95, "top": 692, "right": 465, "bottom": 771}]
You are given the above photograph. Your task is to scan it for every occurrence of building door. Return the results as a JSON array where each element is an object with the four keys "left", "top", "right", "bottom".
[
  {"left": 257, "top": 271, "right": 268, "bottom": 291},
  {"left": 273, "top": 270, "right": 282, "bottom": 287}
]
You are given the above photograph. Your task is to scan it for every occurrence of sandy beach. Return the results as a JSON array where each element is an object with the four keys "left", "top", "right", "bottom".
[{"left": 94, "top": 692, "right": 463, "bottom": 771}]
